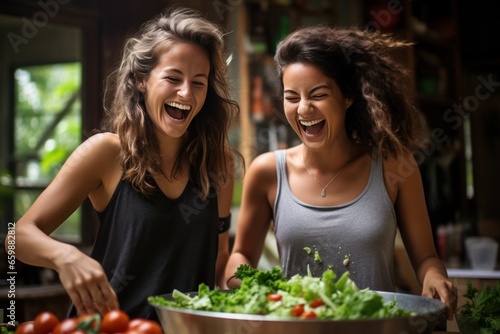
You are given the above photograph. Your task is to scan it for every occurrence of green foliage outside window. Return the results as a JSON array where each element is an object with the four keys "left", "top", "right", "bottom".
[{"left": 13, "top": 62, "right": 82, "bottom": 242}]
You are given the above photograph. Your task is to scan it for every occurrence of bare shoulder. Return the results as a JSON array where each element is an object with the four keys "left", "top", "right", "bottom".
[
  {"left": 247, "top": 151, "right": 278, "bottom": 178},
  {"left": 383, "top": 151, "right": 419, "bottom": 177},
  {"left": 242, "top": 151, "right": 278, "bottom": 196},
  {"left": 73, "top": 132, "right": 119, "bottom": 161},
  {"left": 60, "top": 132, "right": 120, "bottom": 178},
  {"left": 383, "top": 151, "right": 421, "bottom": 199},
  {"left": 82, "top": 132, "right": 120, "bottom": 154},
  {"left": 241, "top": 151, "right": 278, "bottom": 211}
]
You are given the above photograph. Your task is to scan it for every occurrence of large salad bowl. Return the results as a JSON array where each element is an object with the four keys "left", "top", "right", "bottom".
[{"left": 150, "top": 290, "right": 445, "bottom": 334}]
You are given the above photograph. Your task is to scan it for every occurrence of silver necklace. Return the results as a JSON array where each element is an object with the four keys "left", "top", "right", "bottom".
[{"left": 302, "top": 155, "right": 346, "bottom": 197}]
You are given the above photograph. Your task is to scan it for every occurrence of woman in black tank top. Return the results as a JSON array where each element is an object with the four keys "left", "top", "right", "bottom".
[{"left": 11, "top": 7, "right": 242, "bottom": 320}]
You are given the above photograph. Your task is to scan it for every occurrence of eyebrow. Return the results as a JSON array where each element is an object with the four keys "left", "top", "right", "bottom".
[
  {"left": 161, "top": 68, "right": 208, "bottom": 79},
  {"left": 283, "top": 85, "right": 331, "bottom": 95}
]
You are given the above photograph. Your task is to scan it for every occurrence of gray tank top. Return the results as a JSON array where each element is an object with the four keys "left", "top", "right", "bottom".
[{"left": 274, "top": 149, "right": 397, "bottom": 292}]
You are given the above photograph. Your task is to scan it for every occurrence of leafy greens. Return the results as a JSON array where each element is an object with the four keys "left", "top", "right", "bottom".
[
  {"left": 457, "top": 281, "right": 500, "bottom": 334},
  {"left": 149, "top": 266, "right": 413, "bottom": 320}
]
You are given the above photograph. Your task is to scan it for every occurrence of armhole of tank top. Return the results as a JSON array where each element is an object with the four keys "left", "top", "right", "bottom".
[
  {"left": 273, "top": 150, "right": 286, "bottom": 226},
  {"left": 95, "top": 175, "right": 125, "bottom": 218},
  {"left": 377, "top": 153, "right": 397, "bottom": 221}
]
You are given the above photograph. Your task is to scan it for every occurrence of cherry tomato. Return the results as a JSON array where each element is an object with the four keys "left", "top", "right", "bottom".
[
  {"left": 309, "top": 298, "right": 324, "bottom": 308},
  {"left": 301, "top": 311, "right": 317, "bottom": 319},
  {"left": 16, "top": 322, "right": 35, "bottom": 334},
  {"left": 52, "top": 318, "right": 77, "bottom": 334},
  {"left": 127, "top": 319, "right": 162, "bottom": 334},
  {"left": 100, "top": 310, "right": 130, "bottom": 333},
  {"left": 34, "top": 312, "right": 59, "bottom": 334},
  {"left": 267, "top": 293, "right": 283, "bottom": 302},
  {"left": 291, "top": 304, "right": 304, "bottom": 317},
  {"left": 128, "top": 319, "right": 146, "bottom": 330}
]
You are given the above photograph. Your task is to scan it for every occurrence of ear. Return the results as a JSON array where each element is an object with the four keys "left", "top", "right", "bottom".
[
  {"left": 135, "top": 73, "right": 146, "bottom": 93},
  {"left": 345, "top": 98, "right": 353, "bottom": 109}
]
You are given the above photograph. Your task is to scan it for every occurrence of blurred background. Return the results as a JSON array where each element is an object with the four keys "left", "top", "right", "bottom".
[{"left": 0, "top": 0, "right": 499, "bottom": 325}]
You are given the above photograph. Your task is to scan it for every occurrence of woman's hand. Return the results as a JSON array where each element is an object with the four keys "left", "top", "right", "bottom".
[
  {"left": 55, "top": 245, "right": 119, "bottom": 315},
  {"left": 421, "top": 269, "right": 458, "bottom": 320}
]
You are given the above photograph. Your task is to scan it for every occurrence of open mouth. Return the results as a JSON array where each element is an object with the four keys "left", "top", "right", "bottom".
[
  {"left": 164, "top": 102, "right": 191, "bottom": 121},
  {"left": 300, "top": 119, "right": 325, "bottom": 135}
]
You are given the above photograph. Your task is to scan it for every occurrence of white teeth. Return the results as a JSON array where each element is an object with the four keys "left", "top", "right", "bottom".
[
  {"left": 300, "top": 119, "right": 324, "bottom": 126},
  {"left": 166, "top": 102, "right": 191, "bottom": 111}
]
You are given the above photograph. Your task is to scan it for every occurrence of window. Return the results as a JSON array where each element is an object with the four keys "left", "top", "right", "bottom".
[
  {"left": 13, "top": 62, "right": 82, "bottom": 243},
  {"left": 0, "top": 14, "right": 84, "bottom": 244}
]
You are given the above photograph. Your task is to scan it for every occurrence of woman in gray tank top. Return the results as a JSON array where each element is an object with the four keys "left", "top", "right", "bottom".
[{"left": 225, "top": 25, "right": 457, "bottom": 321}]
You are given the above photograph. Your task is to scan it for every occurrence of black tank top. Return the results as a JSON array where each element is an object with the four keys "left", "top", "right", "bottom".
[{"left": 69, "top": 176, "right": 219, "bottom": 320}]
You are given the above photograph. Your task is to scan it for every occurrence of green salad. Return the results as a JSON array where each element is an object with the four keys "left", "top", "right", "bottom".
[{"left": 149, "top": 265, "right": 414, "bottom": 320}]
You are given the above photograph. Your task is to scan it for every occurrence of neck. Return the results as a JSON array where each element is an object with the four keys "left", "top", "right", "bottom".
[{"left": 301, "top": 143, "right": 361, "bottom": 172}]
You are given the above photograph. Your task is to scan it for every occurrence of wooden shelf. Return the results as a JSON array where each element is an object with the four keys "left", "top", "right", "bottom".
[{"left": 0, "top": 283, "right": 70, "bottom": 322}]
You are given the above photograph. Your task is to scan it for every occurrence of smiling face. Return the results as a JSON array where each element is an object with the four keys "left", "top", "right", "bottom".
[
  {"left": 138, "top": 42, "right": 210, "bottom": 140},
  {"left": 283, "top": 62, "right": 352, "bottom": 150}
]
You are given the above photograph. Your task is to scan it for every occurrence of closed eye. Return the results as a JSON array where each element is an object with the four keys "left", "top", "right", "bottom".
[
  {"left": 166, "top": 76, "right": 180, "bottom": 83},
  {"left": 284, "top": 96, "right": 300, "bottom": 103},
  {"left": 192, "top": 80, "right": 206, "bottom": 87}
]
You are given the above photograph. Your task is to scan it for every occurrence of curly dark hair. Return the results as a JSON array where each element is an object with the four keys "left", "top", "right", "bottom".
[
  {"left": 102, "top": 7, "right": 240, "bottom": 198},
  {"left": 274, "top": 25, "right": 425, "bottom": 158}
]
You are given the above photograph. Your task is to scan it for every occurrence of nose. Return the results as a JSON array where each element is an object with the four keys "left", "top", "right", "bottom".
[
  {"left": 177, "top": 80, "right": 192, "bottom": 98},
  {"left": 297, "top": 99, "right": 312, "bottom": 116}
]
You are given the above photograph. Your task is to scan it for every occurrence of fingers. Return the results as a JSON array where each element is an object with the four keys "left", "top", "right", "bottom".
[
  {"left": 56, "top": 250, "right": 120, "bottom": 315},
  {"left": 436, "top": 281, "right": 457, "bottom": 321},
  {"left": 64, "top": 272, "right": 120, "bottom": 315},
  {"left": 89, "top": 277, "right": 120, "bottom": 313},
  {"left": 423, "top": 277, "right": 458, "bottom": 321}
]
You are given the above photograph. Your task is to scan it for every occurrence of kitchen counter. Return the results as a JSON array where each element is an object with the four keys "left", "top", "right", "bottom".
[{"left": 447, "top": 268, "right": 500, "bottom": 279}]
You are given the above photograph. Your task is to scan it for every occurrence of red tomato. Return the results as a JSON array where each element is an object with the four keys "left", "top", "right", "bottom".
[
  {"left": 301, "top": 311, "right": 317, "bottom": 319},
  {"left": 290, "top": 304, "right": 304, "bottom": 317},
  {"left": 267, "top": 293, "right": 283, "bottom": 302},
  {"left": 309, "top": 298, "right": 324, "bottom": 308},
  {"left": 128, "top": 319, "right": 146, "bottom": 330},
  {"left": 16, "top": 322, "right": 35, "bottom": 334},
  {"left": 100, "top": 310, "right": 130, "bottom": 333},
  {"left": 127, "top": 319, "right": 162, "bottom": 334},
  {"left": 34, "top": 312, "right": 59, "bottom": 334},
  {"left": 52, "top": 318, "right": 77, "bottom": 334}
]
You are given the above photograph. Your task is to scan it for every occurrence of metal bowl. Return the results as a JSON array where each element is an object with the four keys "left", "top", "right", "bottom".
[{"left": 150, "top": 291, "right": 445, "bottom": 334}]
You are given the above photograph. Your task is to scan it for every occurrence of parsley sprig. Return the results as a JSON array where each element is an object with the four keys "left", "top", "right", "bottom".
[{"left": 458, "top": 281, "right": 500, "bottom": 334}]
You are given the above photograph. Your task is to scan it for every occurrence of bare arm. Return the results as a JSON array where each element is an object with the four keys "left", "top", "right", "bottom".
[
  {"left": 8, "top": 133, "right": 120, "bottom": 315},
  {"left": 224, "top": 152, "right": 276, "bottom": 289},
  {"left": 215, "top": 153, "right": 235, "bottom": 289},
  {"left": 387, "top": 153, "right": 457, "bottom": 320}
]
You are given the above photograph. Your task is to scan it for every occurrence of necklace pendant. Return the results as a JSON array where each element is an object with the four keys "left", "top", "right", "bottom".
[{"left": 321, "top": 189, "right": 327, "bottom": 197}]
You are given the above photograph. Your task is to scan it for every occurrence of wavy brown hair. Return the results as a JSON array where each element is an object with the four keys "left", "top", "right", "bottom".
[
  {"left": 102, "top": 7, "right": 240, "bottom": 198},
  {"left": 274, "top": 25, "right": 424, "bottom": 158}
]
